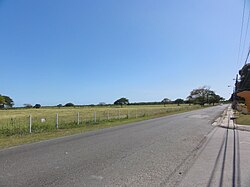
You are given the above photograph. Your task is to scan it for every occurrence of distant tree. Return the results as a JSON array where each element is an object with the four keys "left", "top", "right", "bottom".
[
  {"left": 2, "top": 96, "right": 14, "bottom": 108},
  {"left": 65, "top": 103, "right": 74, "bottom": 107},
  {"left": 57, "top": 104, "right": 63, "bottom": 108},
  {"left": 174, "top": 98, "right": 184, "bottom": 106},
  {"left": 0, "top": 95, "right": 14, "bottom": 108},
  {"left": 98, "top": 102, "right": 106, "bottom": 106},
  {"left": 161, "top": 98, "right": 171, "bottom": 107},
  {"left": 187, "top": 86, "right": 211, "bottom": 106},
  {"left": 207, "top": 93, "right": 224, "bottom": 106},
  {"left": 0, "top": 96, "right": 5, "bottom": 109},
  {"left": 187, "top": 86, "right": 223, "bottom": 106},
  {"left": 24, "top": 104, "right": 33, "bottom": 108},
  {"left": 114, "top": 98, "right": 129, "bottom": 107},
  {"left": 34, "top": 104, "right": 41, "bottom": 108},
  {"left": 186, "top": 96, "right": 193, "bottom": 105}
]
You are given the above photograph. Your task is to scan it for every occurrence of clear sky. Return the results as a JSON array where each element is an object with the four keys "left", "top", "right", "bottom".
[{"left": 1, "top": 0, "right": 249, "bottom": 106}]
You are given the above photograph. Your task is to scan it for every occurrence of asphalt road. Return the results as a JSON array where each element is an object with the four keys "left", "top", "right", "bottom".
[{"left": 0, "top": 105, "right": 227, "bottom": 187}]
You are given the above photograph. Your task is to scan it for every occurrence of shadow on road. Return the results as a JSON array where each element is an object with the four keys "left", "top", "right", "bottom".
[{"left": 207, "top": 117, "right": 241, "bottom": 187}]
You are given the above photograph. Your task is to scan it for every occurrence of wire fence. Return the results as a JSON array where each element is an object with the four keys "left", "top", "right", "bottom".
[{"left": 0, "top": 106, "right": 200, "bottom": 136}]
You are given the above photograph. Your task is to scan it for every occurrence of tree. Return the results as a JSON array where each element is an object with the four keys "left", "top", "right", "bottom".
[
  {"left": 0, "top": 95, "right": 14, "bottom": 108},
  {"left": 174, "top": 98, "right": 184, "bottom": 106},
  {"left": 24, "top": 104, "right": 33, "bottom": 108},
  {"left": 65, "top": 103, "right": 74, "bottom": 107},
  {"left": 98, "top": 102, "right": 106, "bottom": 106},
  {"left": 187, "top": 86, "right": 223, "bottom": 106},
  {"left": 187, "top": 86, "right": 211, "bottom": 106},
  {"left": 161, "top": 98, "right": 171, "bottom": 107},
  {"left": 34, "top": 104, "right": 41, "bottom": 108},
  {"left": 186, "top": 96, "right": 193, "bottom": 105},
  {"left": 114, "top": 98, "right": 129, "bottom": 107},
  {"left": 2, "top": 96, "right": 14, "bottom": 108},
  {"left": 57, "top": 104, "right": 63, "bottom": 108},
  {"left": 207, "top": 93, "right": 223, "bottom": 106},
  {"left": 0, "top": 96, "right": 5, "bottom": 109}
]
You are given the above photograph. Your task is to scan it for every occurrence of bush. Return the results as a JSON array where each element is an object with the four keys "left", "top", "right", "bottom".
[
  {"left": 57, "top": 104, "right": 63, "bottom": 108},
  {"left": 34, "top": 104, "right": 41, "bottom": 108},
  {"left": 65, "top": 103, "right": 74, "bottom": 107}
]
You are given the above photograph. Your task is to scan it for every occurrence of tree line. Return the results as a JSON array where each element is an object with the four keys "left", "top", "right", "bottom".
[
  {"left": 113, "top": 86, "right": 225, "bottom": 107},
  {"left": 0, "top": 86, "right": 225, "bottom": 109}
]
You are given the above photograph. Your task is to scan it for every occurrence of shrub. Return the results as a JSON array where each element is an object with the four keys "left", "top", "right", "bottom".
[
  {"left": 65, "top": 103, "right": 74, "bottom": 107},
  {"left": 34, "top": 104, "right": 41, "bottom": 108}
]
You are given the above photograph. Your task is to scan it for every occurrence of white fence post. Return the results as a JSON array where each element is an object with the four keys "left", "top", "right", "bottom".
[
  {"left": 56, "top": 113, "right": 59, "bottom": 129},
  {"left": 119, "top": 110, "right": 121, "bottom": 119},
  {"left": 29, "top": 115, "right": 32, "bottom": 133},
  {"left": 107, "top": 110, "right": 110, "bottom": 120},
  {"left": 127, "top": 110, "right": 129, "bottom": 119},
  {"left": 136, "top": 109, "right": 138, "bottom": 118},
  {"left": 77, "top": 112, "right": 80, "bottom": 125}
]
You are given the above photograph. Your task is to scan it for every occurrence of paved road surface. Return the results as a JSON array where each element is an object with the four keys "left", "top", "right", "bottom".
[
  {"left": 0, "top": 105, "right": 227, "bottom": 186},
  {"left": 179, "top": 106, "right": 250, "bottom": 187}
]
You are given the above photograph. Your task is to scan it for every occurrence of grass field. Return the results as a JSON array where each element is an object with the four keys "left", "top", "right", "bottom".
[
  {"left": 0, "top": 104, "right": 205, "bottom": 149},
  {"left": 0, "top": 104, "right": 201, "bottom": 136}
]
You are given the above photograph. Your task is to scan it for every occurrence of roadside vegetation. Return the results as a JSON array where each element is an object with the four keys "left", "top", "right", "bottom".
[
  {"left": 236, "top": 113, "right": 250, "bottom": 125},
  {"left": 0, "top": 86, "right": 225, "bottom": 148},
  {"left": 232, "top": 104, "right": 250, "bottom": 125},
  {"left": 0, "top": 104, "right": 199, "bottom": 136},
  {"left": 0, "top": 104, "right": 205, "bottom": 149}
]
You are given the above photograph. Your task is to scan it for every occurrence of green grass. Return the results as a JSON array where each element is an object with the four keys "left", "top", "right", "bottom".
[
  {"left": 0, "top": 104, "right": 199, "bottom": 136},
  {"left": 236, "top": 113, "right": 250, "bottom": 126},
  {"left": 0, "top": 104, "right": 203, "bottom": 149}
]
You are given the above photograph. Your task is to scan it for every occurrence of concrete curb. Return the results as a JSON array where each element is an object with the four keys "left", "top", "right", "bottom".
[
  {"left": 235, "top": 124, "right": 250, "bottom": 132},
  {"left": 211, "top": 107, "right": 227, "bottom": 127},
  {"left": 215, "top": 105, "right": 250, "bottom": 132}
]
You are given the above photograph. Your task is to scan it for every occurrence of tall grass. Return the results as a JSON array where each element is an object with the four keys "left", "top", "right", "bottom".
[{"left": 0, "top": 104, "right": 200, "bottom": 136}]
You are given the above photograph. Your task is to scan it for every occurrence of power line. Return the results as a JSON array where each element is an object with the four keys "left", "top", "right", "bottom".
[
  {"left": 240, "top": 10, "right": 250, "bottom": 63},
  {"left": 244, "top": 44, "right": 250, "bottom": 65},
  {"left": 237, "top": 0, "right": 246, "bottom": 68}
]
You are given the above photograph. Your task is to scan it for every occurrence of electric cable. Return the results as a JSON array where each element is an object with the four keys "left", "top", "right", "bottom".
[
  {"left": 237, "top": 0, "right": 246, "bottom": 68},
  {"left": 241, "top": 10, "right": 250, "bottom": 63}
]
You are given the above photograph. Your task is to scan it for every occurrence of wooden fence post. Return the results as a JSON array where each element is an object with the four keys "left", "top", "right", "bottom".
[
  {"left": 77, "top": 112, "right": 80, "bottom": 125},
  {"left": 56, "top": 113, "right": 59, "bottom": 129},
  {"left": 29, "top": 115, "right": 32, "bottom": 133}
]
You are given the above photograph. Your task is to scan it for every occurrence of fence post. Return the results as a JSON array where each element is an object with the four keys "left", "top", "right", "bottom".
[
  {"left": 127, "top": 110, "right": 129, "bottom": 119},
  {"left": 94, "top": 112, "right": 96, "bottom": 123},
  {"left": 136, "top": 109, "right": 138, "bottom": 118},
  {"left": 29, "top": 115, "right": 32, "bottom": 133},
  {"left": 107, "top": 110, "right": 110, "bottom": 120},
  {"left": 77, "top": 112, "right": 80, "bottom": 125},
  {"left": 56, "top": 113, "right": 59, "bottom": 129},
  {"left": 119, "top": 110, "right": 121, "bottom": 119}
]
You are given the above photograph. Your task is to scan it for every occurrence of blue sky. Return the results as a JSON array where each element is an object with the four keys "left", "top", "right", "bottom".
[{"left": 0, "top": 0, "right": 249, "bottom": 106}]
